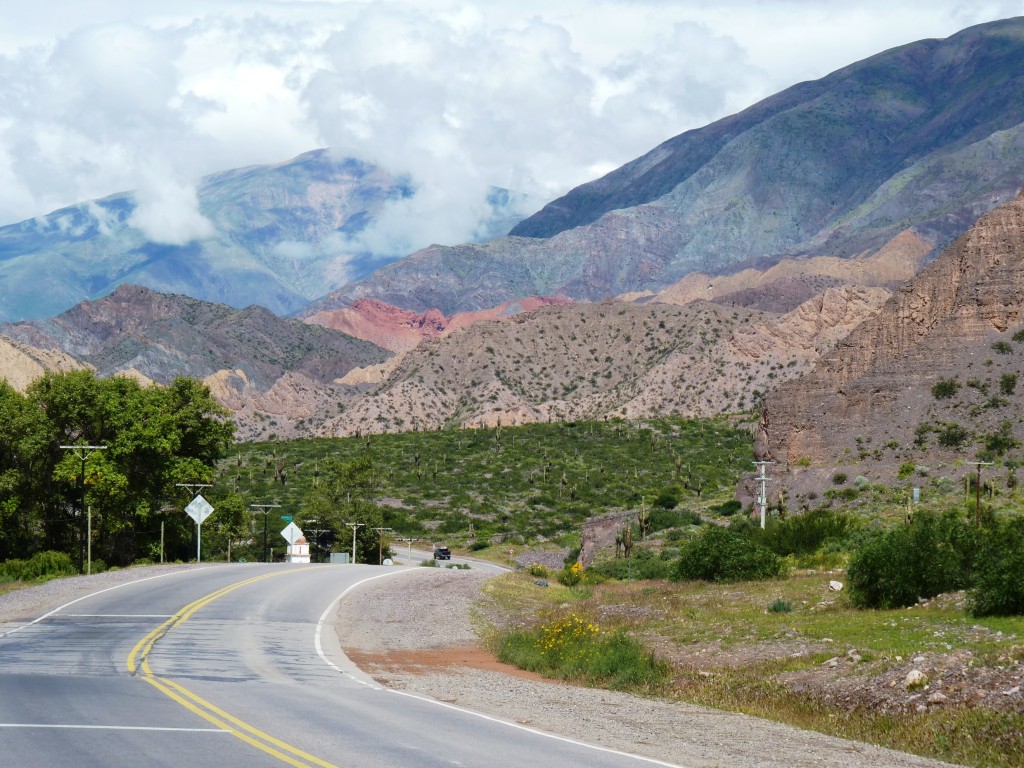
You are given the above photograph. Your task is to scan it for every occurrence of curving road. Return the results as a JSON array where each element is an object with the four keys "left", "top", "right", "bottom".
[{"left": 0, "top": 564, "right": 678, "bottom": 768}]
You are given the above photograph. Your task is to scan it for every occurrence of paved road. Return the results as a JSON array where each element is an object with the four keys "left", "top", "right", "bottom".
[{"left": 0, "top": 564, "right": 677, "bottom": 768}]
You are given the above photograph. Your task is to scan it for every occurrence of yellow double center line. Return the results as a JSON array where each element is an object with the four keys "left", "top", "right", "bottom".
[{"left": 126, "top": 569, "right": 338, "bottom": 768}]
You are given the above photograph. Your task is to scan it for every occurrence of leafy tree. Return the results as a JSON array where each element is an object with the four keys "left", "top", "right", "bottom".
[
  {"left": 0, "top": 371, "right": 233, "bottom": 566},
  {"left": 303, "top": 456, "right": 390, "bottom": 563},
  {"left": 968, "top": 517, "right": 1024, "bottom": 616}
]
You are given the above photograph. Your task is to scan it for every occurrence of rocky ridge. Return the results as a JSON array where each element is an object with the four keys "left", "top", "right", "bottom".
[
  {"left": 323, "top": 287, "right": 890, "bottom": 436},
  {"left": 758, "top": 191, "right": 1024, "bottom": 491}
]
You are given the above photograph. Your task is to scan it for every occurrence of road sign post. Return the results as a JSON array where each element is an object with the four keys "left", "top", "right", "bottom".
[{"left": 184, "top": 494, "right": 214, "bottom": 562}]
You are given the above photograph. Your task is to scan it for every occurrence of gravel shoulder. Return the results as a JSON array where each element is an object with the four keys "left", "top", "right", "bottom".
[{"left": 334, "top": 567, "right": 964, "bottom": 768}]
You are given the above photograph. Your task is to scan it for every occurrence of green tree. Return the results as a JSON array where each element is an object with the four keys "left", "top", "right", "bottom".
[
  {"left": 846, "top": 511, "right": 974, "bottom": 609},
  {"left": 1, "top": 371, "right": 233, "bottom": 567},
  {"left": 303, "top": 456, "right": 390, "bottom": 563}
]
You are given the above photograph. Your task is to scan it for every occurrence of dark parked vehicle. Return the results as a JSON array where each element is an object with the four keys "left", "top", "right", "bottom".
[{"left": 433, "top": 545, "right": 451, "bottom": 560}]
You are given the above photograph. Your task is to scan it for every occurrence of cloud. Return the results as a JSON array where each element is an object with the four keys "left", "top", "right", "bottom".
[
  {"left": 128, "top": 177, "right": 216, "bottom": 245},
  {"left": 0, "top": 1, "right": 1022, "bottom": 256}
]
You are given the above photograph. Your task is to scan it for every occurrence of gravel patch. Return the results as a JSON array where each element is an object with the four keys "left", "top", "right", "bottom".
[{"left": 335, "top": 567, "right": 964, "bottom": 768}]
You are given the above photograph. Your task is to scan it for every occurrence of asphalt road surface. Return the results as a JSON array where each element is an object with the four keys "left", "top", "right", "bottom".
[{"left": 0, "top": 564, "right": 678, "bottom": 768}]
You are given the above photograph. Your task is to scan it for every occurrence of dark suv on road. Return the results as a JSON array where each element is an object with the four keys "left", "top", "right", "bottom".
[{"left": 433, "top": 546, "right": 451, "bottom": 560}]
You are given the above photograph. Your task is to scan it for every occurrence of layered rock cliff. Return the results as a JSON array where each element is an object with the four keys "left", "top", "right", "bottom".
[{"left": 757, "top": 191, "right": 1024, "bottom": 486}]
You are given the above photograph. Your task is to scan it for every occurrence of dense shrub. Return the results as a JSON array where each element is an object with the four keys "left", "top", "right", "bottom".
[
  {"left": 846, "top": 511, "right": 975, "bottom": 609},
  {"left": 557, "top": 561, "right": 584, "bottom": 586},
  {"left": 709, "top": 499, "right": 742, "bottom": 516},
  {"left": 648, "top": 506, "right": 701, "bottom": 532},
  {"left": 591, "top": 549, "right": 673, "bottom": 581},
  {"left": 652, "top": 486, "right": 681, "bottom": 510},
  {"left": 495, "top": 612, "right": 669, "bottom": 689},
  {"left": 968, "top": 518, "right": 1024, "bottom": 617},
  {"left": 936, "top": 423, "right": 969, "bottom": 448},
  {"left": 754, "top": 508, "right": 854, "bottom": 557},
  {"left": 672, "top": 524, "right": 784, "bottom": 583},
  {"left": 0, "top": 551, "right": 76, "bottom": 582}
]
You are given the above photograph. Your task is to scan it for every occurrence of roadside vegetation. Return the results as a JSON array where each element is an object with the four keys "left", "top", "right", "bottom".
[{"left": 481, "top": 501, "right": 1024, "bottom": 768}]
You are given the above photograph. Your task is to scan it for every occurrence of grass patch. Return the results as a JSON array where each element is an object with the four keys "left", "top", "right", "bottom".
[
  {"left": 483, "top": 570, "right": 1024, "bottom": 767},
  {"left": 495, "top": 611, "right": 670, "bottom": 690}
]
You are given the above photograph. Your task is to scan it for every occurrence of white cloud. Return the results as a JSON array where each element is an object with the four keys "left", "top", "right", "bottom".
[
  {"left": 129, "top": 177, "right": 216, "bottom": 244},
  {"left": 0, "top": 0, "right": 1022, "bottom": 254}
]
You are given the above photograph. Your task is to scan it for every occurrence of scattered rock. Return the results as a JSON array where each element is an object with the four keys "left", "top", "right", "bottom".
[{"left": 905, "top": 670, "right": 929, "bottom": 690}]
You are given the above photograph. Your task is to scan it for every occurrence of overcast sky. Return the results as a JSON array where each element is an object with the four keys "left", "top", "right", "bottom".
[{"left": 1, "top": 1, "right": 1022, "bottom": 254}]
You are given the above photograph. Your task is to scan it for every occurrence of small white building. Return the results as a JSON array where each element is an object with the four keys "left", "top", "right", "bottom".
[{"left": 287, "top": 535, "right": 310, "bottom": 564}]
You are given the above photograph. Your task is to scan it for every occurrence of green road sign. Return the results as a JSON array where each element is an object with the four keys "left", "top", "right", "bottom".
[{"left": 281, "top": 515, "right": 293, "bottom": 523}]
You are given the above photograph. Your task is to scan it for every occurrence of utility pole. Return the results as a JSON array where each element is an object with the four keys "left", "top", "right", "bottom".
[
  {"left": 372, "top": 527, "right": 393, "bottom": 564},
  {"left": 965, "top": 461, "right": 993, "bottom": 526},
  {"left": 753, "top": 461, "right": 775, "bottom": 530},
  {"left": 306, "top": 519, "right": 324, "bottom": 563},
  {"left": 398, "top": 537, "right": 419, "bottom": 565},
  {"left": 60, "top": 444, "right": 107, "bottom": 574},
  {"left": 251, "top": 503, "right": 281, "bottom": 562},
  {"left": 346, "top": 522, "right": 364, "bottom": 564}
]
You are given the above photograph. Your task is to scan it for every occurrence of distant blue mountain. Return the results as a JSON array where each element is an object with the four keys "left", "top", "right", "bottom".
[{"left": 0, "top": 149, "right": 529, "bottom": 322}]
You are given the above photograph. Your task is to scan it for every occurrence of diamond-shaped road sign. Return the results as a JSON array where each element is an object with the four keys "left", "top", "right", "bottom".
[
  {"left": 280, "top": 521, "right": 303, "bottom": 545},
  {"left": 184, "top": 494, "right": 214, "bottom": 525}
]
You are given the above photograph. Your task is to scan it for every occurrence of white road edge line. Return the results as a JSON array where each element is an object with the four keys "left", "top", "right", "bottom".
[
  {"left": 314, "top": 569, "right": 688, "bottom": 768},
  {"left": 0, "top": 565, "right": 235, "bottom": 638}
]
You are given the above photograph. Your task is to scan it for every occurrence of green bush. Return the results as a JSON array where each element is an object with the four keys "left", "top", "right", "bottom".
[
  {"left": 754, "top": 508, "right": 854, "bottom": 557},
  {"left": 527, "top": 563, "right": 550, "bottom": 578},
  {"left": 931, "top": 378, "right": 960, "bottom": 399},
  {"left": 709, "top": 499, "right": 742, "bottom": 516},
  {"left": 672, "top": 525, "right": 784, "bottom": 583},
  {"left": 936, "top": 423, "right": 969, "bottom": 448},
  {"left": 846, "top": 511, "right": 974, "bottom": 609},
  {"left": 590, "top": 550, "right": 673, "bottom": 581},
  {"left": 494, "top": 613, "right": 669, "bottom": 689},
  {"left": 0, "top": 551, "right": 76, "bottom": 582},
  {"left": 968, "top": 518, "right": 1024, "bottom": 617},
  {"left": 767, "top": 599, "right": 793, "bottom": 613},
  {"left": 557, "top": 561, "right": 584, "bottom": 586},
  {"left": 652, "top": 486, "right": 681, "bottom": 510}
]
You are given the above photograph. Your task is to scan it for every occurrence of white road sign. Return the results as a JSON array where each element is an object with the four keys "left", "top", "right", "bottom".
[
  {"left": 184, "top": 494, "right": 214, "bottom": 524},
  {"left": 280, "top": 522, "right": 303, "bottom": 545}
]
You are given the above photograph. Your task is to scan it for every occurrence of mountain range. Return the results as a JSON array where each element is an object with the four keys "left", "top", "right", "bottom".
[
  {"left": 0, "top": 150, "right": 529, "bottom": 323},
  {"left": 304, "top": 17, "right": 1024, "bottom": 317},
  {"left": 2, "top": 17, "right": 1024, "bottom": 454}
]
